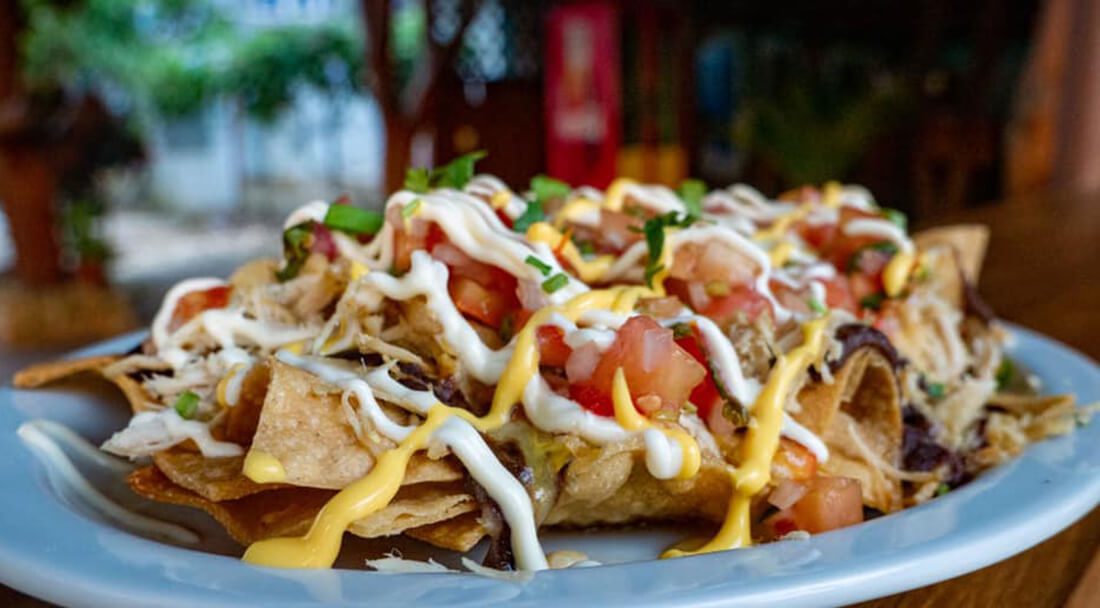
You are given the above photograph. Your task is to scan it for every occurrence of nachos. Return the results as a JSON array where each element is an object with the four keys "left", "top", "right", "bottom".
[{"left": 16, "top": 154, "right": 1086, "bottom": 571}]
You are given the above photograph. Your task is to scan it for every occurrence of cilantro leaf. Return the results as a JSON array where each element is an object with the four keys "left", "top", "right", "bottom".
[
  {"left": 511, "top": 200, "right": 544, "bottom": 233},
  {"left": 808, "top": 297, "right": 826, "bottom": 315},
  {"left": 935, "top": 483, "right": 950, "bottom": 497},
  {"left": 640, "top": 211, "right": 696, "bottom": 287},
  {"left": 859, "top": 293, "right": 885, "bottom": 311},
  {"left": 926, "top": 382, "right": 946, "bottom": 399},
  {"left": 404, "top": 167, "right": 431, "bottom": 193},
  {"left": 530, "top": 174, "right": 571, "bottom": 203},
  {"left": 275, "top": 223, "right": 314, "bottom": 282},
  {"left": 883, "top": 208, "right": 908, "bottom": 231},
  {"left": 995, "top": 358, "right": 1015, "bottom": 391},
  {"left": 678, "top": 178, "right": 706, "bottom": 218},
  {"left": 434, "top": 150, "right": 487, "bottom": 189},
  {"left": 324, "top": 204, "right": 383, "bottom": 235}
]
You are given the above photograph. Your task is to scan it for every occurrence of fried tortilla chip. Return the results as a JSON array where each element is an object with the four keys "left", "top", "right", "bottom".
[
  {"left": 914, "top": 224, "right": 989, "bottom": 283},
  {"left": 405, "top": 512, "right": 486, "bottom": 553},
  {"left": 795, "top": 347, "right": 904, "bottom": 512},
  {"left": 12, "top": 355, "right": 121, "bottom": 389},
  {"left": 251, "top": 359, "right": 463, "bottom": 490},
  {"left": 153, "top": 450, "right": 279, "bottom": 502},
  {"left": 128, "top": 466, "right": 479, "bottom": 548},
  {"left": 545, "top": 443, "right": 733, "bottom": 527},
  {"left": 223, "top": 362, "right": 272, "bottom": 445}
]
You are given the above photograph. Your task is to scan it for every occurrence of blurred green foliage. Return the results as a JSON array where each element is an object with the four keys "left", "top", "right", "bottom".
[{"left": 20, "top": 0, "right": 365, "bottom": 124}]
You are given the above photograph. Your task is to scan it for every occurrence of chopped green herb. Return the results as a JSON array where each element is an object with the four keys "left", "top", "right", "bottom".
[
  {"left": 404, "top": 167, "right": 431, "bottom": 193},
  {"left": 575, "top": 239, "right": 595, "bottom": 256},
  {"left": 434, "top": 151, "right": 487, "bottom": 189},
  {"left": 721, "top": 398, "right": 748, "bottom": 428},
  {"left": 401, "top": 198, "right": 422, "bottom": 219},
  {"left": 324, "top": 204, "right": 383, "bottom": 235},
  {"left": 524, "top": 255, "right": 553, "bottom": 276},
  {"left": 883, "top": 208, "right": 908, "bottom": 231},
  {"left": 275, "top": 223, "right": 314, "bottom": 281},
  {"left": 935, "top": 483, "right": 950, "bottom": 497},
  {"left": 870, "top": 241, "right": 900, "bottom": 254},
  {"left": 808, "top": 297, "right": 827, "bottom": 315},
  {"left": 530, "top": 174, "right": 571, "bottom": 203},
  {"left": 174, "top": 391, "right": 200, "bottom": 419},
  {"left": 511, "top": 200, "right": 544, "bottom": 233},
  {"left": 995, "top": 358, "right": 1015, "bottom": 391},
  {"left": 404, "top": 151, "right": 487, "bottom": 193},
  {"left": 541, "top": 273, "right": 569, "bottom": 294},
  {"left": 671, "top": 322, "right": 694, "bottom": 339},
  {"left": 639, "top": 211, "right": 695, "bottom": 287},
  {"left": 678, "top": 178, "right": 706, "bottom": 218},
  {"left": 860, "top": 293, "right": 885, "bottom": 311},
  {"left": 926, "top": 382, "right": 946, "bottom": 399},
  {"left": 498, "top": 313, "right": 515, "bottom": 343}
]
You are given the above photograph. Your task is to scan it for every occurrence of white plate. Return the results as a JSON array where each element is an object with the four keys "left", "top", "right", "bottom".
[{"left": 1, "top": 324, "right": 1097, "bottom": 607}]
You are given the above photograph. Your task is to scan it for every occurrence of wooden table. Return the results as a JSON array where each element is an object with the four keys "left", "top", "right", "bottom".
[
  {"left": 2, "top": 190, "right": 1098, "bottom": 607},
  {"left": 857, "top": 188, "right": 1100, "bottom": 607}
]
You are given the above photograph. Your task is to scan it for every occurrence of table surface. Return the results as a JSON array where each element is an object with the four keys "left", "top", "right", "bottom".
[{"left": 2, "top": 189, "right": 1098, "bottom": 607}]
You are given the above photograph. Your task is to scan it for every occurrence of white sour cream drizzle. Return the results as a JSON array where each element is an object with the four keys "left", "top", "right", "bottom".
[
  {"left": 283, "top": 200, "right": 330, "bottom": 229},
  {"left": 102, "top": 408, "right": 244, "bottom": 458},
  {"left": 18, "top": 419, "right": 200, "bottom": 545},
  {"left": 843, "top": 218, "right": 914, "bottom": 254}
]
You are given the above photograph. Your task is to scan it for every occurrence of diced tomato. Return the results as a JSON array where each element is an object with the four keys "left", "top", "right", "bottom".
[
  {"left": 871, "top": 300, "right": 903, "bottom": 339},
  {"left": 699, "top": 285, "right": 773, "bottom": 324},
  {"left": 822, "top": 276, "right": 858, "bottom": 314},
  {"left": 848, "top": 272, "right": 880, "bottom": 305},
  {"left": 585, "top": 316, "right": 706, "bottom": 413},
  {"left": 495, "top": 209, "right": 513, "bottom": 229},
  {"left": 763, "top": 475, "right": 864, "bottom": 537},
  {"left": 596, "top": 210, "right": 644, "bottom": 252},
  {"left": 771, "top": 438, "right": 819, "bottom": 481},
  {"left": 674, "top": 329, "right": 724, "bottom": 425},
  {"left": 449, "top": 276, "right": 514, "bottom": 328},
  {"left": 536, "top": 325, "right": 573, "bottom": 367},
  {"left": 568, "top": 383, "right": 614, "bottom": 417},
  {"left": 171, "top": 285, "right": 230, "bottom": 331},
  {"left": 311, "top": 224, "right": 338, "bottom": 261},
  {"left": 794, "top": 220, "right": 838, "bottom": 251}
]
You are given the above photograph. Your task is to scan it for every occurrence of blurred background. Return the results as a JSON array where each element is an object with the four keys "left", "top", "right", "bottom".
[{"left": 0, "top": 0, "right": 1098, "bottom": 351}]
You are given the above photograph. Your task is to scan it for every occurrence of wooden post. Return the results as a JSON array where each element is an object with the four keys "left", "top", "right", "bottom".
[{"left": 0, "top": 0, "right": 64, "bottom": 286}]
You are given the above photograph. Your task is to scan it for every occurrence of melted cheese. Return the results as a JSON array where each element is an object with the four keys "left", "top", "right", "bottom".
[
  {"left": 243, "top": 450, "right": 286, "bottom": 483},
  {"left": 663, "top": 317, "right": 828, "bottom": 557}
]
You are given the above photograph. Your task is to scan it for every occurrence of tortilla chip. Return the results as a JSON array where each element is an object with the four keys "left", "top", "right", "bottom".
[
  {"left": 153, "top": 449, "right": 279, "bottom": 502},
  {"left": 795, "top": 347, "right": 903, "bottom": 512},
  {"left": 107, "top": 372, "right": 158, "bottom": 413},
  {"left": 128, "top": 466, "right": 478, "bottom": 548},
  {"left": 914, "top": 224, "right": 989, "bottom": 283},
  {"left": 405, "top": 512, "right": 486, "bottom": 553},
  {"left": 545, "top": 447, "right": 733, "bottom": 527},
  {"left": 223, "top": 362, "right": 272, "bottom": 445},
  {"left": 251, "top": 359, "right": 462, "bottom": 490},
  {"left": 12, "top": 355, "right": 121, "bottom": 389}
]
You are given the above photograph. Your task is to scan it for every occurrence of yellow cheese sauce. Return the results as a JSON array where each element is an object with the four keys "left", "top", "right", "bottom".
[
  {"left": 611, "top": 368, "right": 701, "bottom": 480},
  {"left": 242, "top": 450, "right": 287, "bottom": 484},
  {"left": 663, "top": 317, "right": 827, "bottom": 557},
  {"left": 526, "top": 222, "right": 615, "bottom": 284}
]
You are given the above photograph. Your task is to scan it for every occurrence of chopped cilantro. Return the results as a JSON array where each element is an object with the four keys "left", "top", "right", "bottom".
[
  {"left": 677, "top": 178, "right": 706, "bottom": 218},
  {"left": 859, "top": 293, "right": 885, "bottom": 310},
  {"left": 524, "top": 255, "right": 553, "bottom": 276},
  {"left": 575, "top": 239, "right": 595, "bottom": 256},
  {"left": 995, "top": 358, "right": 1015, "bottom": 391},
  {"left": 671, "top": 322, "right": 694, "bottom": 339},
  {"left": 433, "top": 151, "right": 486, "bottom": 189},
  {"left": 808, "top": 297, "right": 827, "bottom": 315},
  {"left": 275, "top": 223, "right": 314, "bottom": 282},
  {"left": 935, "top": 483, "right": 950, "bottom": 497},
  {"left": 640, "top": 211, "right": 696, "bottom": 287},
  {"left": 174, "top": 391, "right": 200, "bottom": 419},
  {"left": 401, "top": 198, "right": 422, "bottom": 219},
  {"left": 403, "top": 151, "right": 487, "bottom": 193},
  {"left": 926, "top": 382, "right": 946, "bottom": 399},
  {"left": 404, "top": 167, "right": 431, "bottom": 193},
  {"left": 530, "top": 174, "right": 571, "bottom": 203},
  {"left": 323, "top": 204, "right": 383, "bottom": 235},
  {"left": 541, "top": 273, "right": 569, "bottom": 294},
  {"left": 883, "top": 208, "right": 908, "bottom": 231},
  {"left": 511, "top": 200, "right": 544, "bottom": 233}
]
